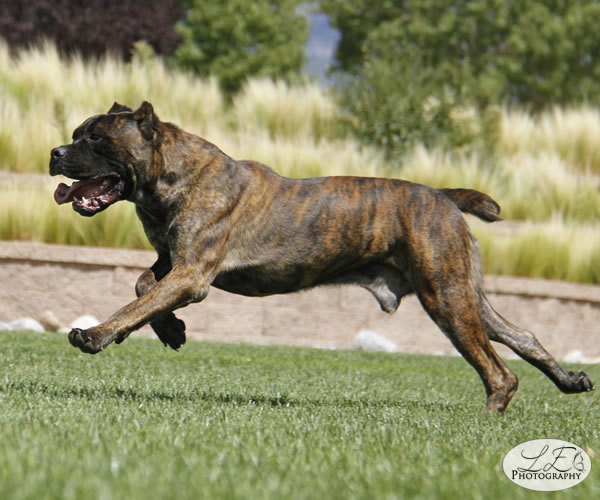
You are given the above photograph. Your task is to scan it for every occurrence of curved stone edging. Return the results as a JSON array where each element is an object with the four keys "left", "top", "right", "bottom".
[
  {"left": 1, "top": 240, "right": 599, "bottom": 361},
  {"left": 1, "top": 240, "right": 598, "bottom": 304}
]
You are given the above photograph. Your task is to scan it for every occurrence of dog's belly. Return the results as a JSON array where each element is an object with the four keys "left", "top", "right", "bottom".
[
  {"left": 211, "top": 267, "right": 314, "bottom": 296},
  {"left": 211, "top": 258, "right": 375, "bottom": 297}
]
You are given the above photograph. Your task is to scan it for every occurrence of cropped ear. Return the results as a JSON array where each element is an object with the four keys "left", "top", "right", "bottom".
[
  {"left": 107, "top": 102, "right": 133, "bottom": 114},
  {"left": 133, "top": 101, "right": 159, "bottom": 141}
]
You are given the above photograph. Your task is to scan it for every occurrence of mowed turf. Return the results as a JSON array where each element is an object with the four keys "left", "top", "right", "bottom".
[{"left": 0, "top": 330, "right": 598, "bottom": 500}]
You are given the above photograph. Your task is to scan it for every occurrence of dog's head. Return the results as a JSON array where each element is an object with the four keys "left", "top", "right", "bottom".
[{"left": 49, "top": 101, "right": 159, "bottom": 216}]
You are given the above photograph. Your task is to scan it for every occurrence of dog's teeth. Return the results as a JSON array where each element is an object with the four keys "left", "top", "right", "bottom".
[{"left": 102, "top": 180, "right": 109, "bottom": 188}]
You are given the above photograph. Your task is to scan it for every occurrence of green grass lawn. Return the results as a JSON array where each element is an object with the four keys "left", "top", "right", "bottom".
[{"left": 0, "top": 331, "right": 598, "bottom": 500}]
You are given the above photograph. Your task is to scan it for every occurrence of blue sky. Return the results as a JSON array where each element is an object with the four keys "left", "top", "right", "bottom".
[{"left": 305, "top": 12, "right": 340, "bottom": 84}]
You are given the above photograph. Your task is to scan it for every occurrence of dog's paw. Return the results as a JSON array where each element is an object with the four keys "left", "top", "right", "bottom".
[
  {"left": 68, "top": 328, "right": 104, "bottom": 354},
  {"left": 152, "top": 314, "right": 186, "bottom": 351},
  {"left": 568, "top": 370, "right": 594, "bottom": 392}
]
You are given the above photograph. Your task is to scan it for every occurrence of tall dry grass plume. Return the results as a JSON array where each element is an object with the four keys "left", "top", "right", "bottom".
[{"left": 0, "top": 40, "right": 598, "bottom": 282}]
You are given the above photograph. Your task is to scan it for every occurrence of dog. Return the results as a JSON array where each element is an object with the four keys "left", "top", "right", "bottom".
[{"left": 49, "top": 102, "right": 593, "bottom": 413}]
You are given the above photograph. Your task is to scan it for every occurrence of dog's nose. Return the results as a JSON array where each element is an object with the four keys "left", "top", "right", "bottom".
[{"left": 51, "top": 146, "right": 68, "bottom": 159}]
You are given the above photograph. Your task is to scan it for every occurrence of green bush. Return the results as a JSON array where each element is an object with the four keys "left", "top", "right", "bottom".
[
  {"left": 325, "top": 0, "right": 600, "bottom": 108},
  {"left": 173, "top": 0, "right": 308, "bottom": 94},
  {"left": 336, "top": 53, "right": 478, "bottom": 158},
  {"left": 325, "top": 0, "right": 600, "bottom": 156}
]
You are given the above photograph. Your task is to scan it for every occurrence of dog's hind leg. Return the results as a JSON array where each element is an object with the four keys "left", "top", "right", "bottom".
[
  {"left": 130, "top": 255, "right": 187, "bottom": 350},
  {"left": 480, "top": 295, "right": 593, "bottom": 394},
  {"left": 416, "top": 284, "right": 519, "bottom": 414},
  {"left": 407, "top": 215, "right": 518, "bottom": 413}
]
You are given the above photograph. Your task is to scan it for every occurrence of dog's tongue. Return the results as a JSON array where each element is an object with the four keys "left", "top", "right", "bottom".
[{"left": 54, "top": 179, "right": 106, "bottom": 205}]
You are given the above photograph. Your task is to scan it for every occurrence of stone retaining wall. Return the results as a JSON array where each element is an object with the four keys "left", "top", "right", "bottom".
[{"left": 1, "top": 241, "right": 599, "bottom": 361}]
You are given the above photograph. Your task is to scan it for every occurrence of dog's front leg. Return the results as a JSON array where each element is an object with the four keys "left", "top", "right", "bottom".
[
  {"left": 68, "top": 264, "right": 210, "bottom": 354},
  {"left": 131, "top": 258, "right": 187, "bottom": 350}
]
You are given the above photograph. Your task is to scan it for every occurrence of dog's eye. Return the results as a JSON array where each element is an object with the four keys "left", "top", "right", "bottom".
[{"left": 89, "top": 133, "right": 103, "bottom": 142}]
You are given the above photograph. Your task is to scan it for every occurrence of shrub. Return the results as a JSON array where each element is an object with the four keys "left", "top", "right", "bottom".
[
  {"left": 0, "top": 0, "right": 182, "bottom": 59},
  {"left": 324, "top": 0, "right": 600, "bottom": 156},
  {"left": 172, "top": 0, "right": 308, "bottom": 94},
  {"left": 335, "top": 54, "right": 478, "bottom": 158},
  {"left": 324, "top": 0, "right": 600, "bottom": 109}
]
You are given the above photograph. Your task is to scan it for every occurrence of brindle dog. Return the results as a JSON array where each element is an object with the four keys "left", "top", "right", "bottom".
[{"left": 49, "top": 102, "right": 593, "bottom": 413}]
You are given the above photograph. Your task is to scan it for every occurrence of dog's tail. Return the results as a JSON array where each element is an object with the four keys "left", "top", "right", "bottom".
[{"left": 439, "top": 188, "right": 502, "bottom": 222}]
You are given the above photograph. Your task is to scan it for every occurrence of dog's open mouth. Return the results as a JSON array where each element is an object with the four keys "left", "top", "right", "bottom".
[{"left": 54, "top": 175, "right": 126, "bottom": 216}]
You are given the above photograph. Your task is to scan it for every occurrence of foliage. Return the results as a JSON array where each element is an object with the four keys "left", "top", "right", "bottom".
[
  {"left": 1, "top": 41, "right": 599, "bottom": 283},
  {"left": 172, "top": 0, "right": 308, "bottom": 94},
  {"left": 0, "top": 0, "right": 182, "bottom": 59},
  {"left": 231, "top": 78, "right": 341, "bottom": 142},
  {"left": 1, "top": 331, "right": 599, "bottom": 500},
  {"left": 323, "top": 0, "right": 600, "bottom": 156},
  {"left": 472, "top": 219, "right": 600, "bottom": 284},
  {"left": 3, "top": 182, "right": 600, "bottom": 283},
  {"left": 399, "top": 147, "right": 600, "bottom": 224},
  {"left": 0, "top": 185, "right": 150, "bottom": 249},
  {"left": 336, "top": 52, "right": 477, "bottom": 158},
  {"left": 319, "top": 0, "right": 401, "bottom": 73},
  {"left": 0, "top": 39, "right": 372, "bottom": 177},
  {"left": 324, "top": 0, "right": 600, "bottom": 109}
]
